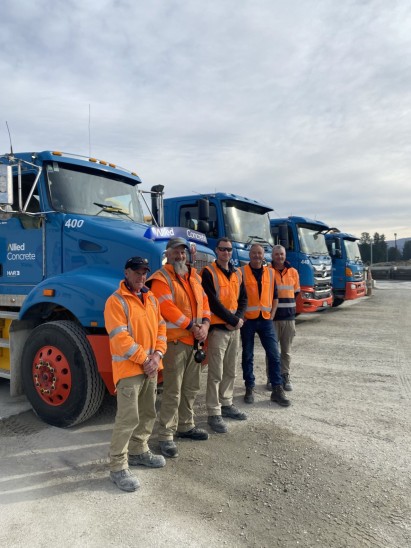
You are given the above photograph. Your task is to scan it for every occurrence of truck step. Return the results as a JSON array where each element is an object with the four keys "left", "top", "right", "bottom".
[
  {"left": 0, "top": 338, "right": 10, "bottom": 348},
  {"left": 0, "top": 367, "right": 11, "bottom": 380},
  {"left": 0, "top": 311, "right": 19, "bottom": 320}
]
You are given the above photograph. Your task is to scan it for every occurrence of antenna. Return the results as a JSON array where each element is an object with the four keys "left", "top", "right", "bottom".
[
  {"left": 88, "top": 104, "right": 91, "bottom": 156},
  {"left": 5, "top": 121, "right": 13, "bottom": 155}
]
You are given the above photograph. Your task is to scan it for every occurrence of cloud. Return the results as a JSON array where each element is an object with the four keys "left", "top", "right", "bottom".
[{"left": 1, "top": 0, "right": 411, "bottom": 239}]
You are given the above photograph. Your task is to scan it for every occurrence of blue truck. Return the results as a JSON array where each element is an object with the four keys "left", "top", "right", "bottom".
[
  {"left": 163, "top": 192, "right": 273, "bottom": 266},
  {"left": 0, "top": 150, "right": 215, "bottom": 426},
  {"left": 324, "top": 230, "right": 366, "bottom": 307},
  {"left": 270, "top": 216, "right": 333, "bottom": 313}
]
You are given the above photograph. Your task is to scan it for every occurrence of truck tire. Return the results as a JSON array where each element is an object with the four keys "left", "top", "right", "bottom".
[
  {"left": 21, "top": 321, "right": 105, "bottom": 427},
  {"left": 332, "top": 297, "right": 344, "bottom": 308}
]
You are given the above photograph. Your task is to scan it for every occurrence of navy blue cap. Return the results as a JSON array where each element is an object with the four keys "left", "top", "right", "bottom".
[{"left": 125, "top": 256, "right": 150, "bottom": 271}]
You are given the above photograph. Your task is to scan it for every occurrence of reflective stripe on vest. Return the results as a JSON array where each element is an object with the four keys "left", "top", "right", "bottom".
[
  {"left": 277, "top": 301, "right": 296, "bottom": 309},
  {"left": 156, "top": 266, "right": 203, "bottom": 327},
  {"left": 110, "top": 291, "right": 155, "bottom": 362},
  {"left": 241, "top": 265, "right": 274, "bottom": 318},
  {"left": 204, "top": 263, "right": 242, "bottom": 323}
]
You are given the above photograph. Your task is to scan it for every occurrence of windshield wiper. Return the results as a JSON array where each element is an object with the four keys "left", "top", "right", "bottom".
[
  {"left": 246, "top": 235, "right": 272, "bottom": 247},
  {"left": 304, "top": 250, "right": 327, "bottom": 257},
  {"left": 93, "top": 202, "right": 134, "bottom": 221}
]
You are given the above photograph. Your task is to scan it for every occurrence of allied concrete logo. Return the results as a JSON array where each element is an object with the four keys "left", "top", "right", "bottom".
[{"left": 7, "top": 242, "right": 36, "bottom": 261}]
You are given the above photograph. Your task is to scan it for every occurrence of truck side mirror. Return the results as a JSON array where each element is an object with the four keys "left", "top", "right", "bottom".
[
  {"left": 198, "top": 198, "right": 209, "bottom": 221},
  {"left": 278, "top": 224, "right": 289, "bottom": 249},
  {"left": 197, "top": 219, "right": 209, "bottom": 233},
  {"left": 151, "top": 185, "right": 164, "bottom": 226},
  {"left": 334, "top": 239, "right": 342, "bottom": 258}
]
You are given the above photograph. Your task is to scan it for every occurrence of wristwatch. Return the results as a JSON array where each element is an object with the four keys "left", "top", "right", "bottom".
[{"left": 154, "top": 350, "right": 164, "bottom": 359}]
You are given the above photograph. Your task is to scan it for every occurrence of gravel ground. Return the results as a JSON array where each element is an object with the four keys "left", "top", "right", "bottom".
[{"left": 0, "top": 280, "right": 410, "bottom": 547}]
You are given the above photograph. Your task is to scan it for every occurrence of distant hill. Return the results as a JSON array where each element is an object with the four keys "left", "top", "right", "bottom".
[{"left": 385, "top": 237, "right": 410, "bottom": 251}]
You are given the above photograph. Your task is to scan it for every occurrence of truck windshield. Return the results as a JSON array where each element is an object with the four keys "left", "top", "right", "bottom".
[
  {"left": 45, "top": 161, "right": 145, "bottom": 222},
  {"left": 344, "top": 240, "right": 362, "bottom": 261},
  {"left": 222, "top": 200, "right": 272, "bottom": 244},
  {"left": 297, "top": 225, "right": 329, "bottom": 254}
]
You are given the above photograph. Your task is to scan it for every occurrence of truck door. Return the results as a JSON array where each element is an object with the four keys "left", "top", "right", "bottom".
[
  {"left": 0, "top": 172, "right": 44, "bottom": 287},
  {"left": 179, "top": 202, "right": 219, "bottom": 250}
]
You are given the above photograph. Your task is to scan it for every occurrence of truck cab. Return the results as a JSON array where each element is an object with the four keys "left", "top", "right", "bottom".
[
  {"left": 270, "top": 216, "right": 333, "bottom": 313},
  {"left": 325, "top": 231, "right": 366, "bottom": 306},
  {"left": 0, "top": 151, "right": 215, "bottom": 426},
  {"left": 163, "top": 193, "right": 273, "bottom": 266}
]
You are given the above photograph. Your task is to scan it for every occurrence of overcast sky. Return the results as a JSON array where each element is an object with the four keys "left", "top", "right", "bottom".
[{"left": 1, "top": 0, "right": 411, "bottom": 240}]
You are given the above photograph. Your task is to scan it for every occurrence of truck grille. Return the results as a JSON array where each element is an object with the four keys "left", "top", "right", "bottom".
[
  {"left": 314, "top": 280, "right": 333, "bottom": 299},
  {"left": 314, "top": 287, "right": 333, "bottom": 299},
  {"left": 194, "top": 251, "right": 215, "bottom": 270}
]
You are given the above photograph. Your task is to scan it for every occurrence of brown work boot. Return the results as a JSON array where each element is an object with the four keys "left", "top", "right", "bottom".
[{"left": 271, "top": 385, "right": 291, "bottom": 407}]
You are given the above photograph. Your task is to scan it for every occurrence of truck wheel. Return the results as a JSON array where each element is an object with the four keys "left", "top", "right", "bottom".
[
  {"left": 332, "top": 297, "right": 344, "bottom": 308},
  {"left": 21, "top": 321, "right": 105, "bottom": 427}
]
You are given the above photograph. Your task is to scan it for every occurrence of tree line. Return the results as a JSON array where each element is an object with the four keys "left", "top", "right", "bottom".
[{"left": 359, "top": 233, "right": 411, "bottom": 263}]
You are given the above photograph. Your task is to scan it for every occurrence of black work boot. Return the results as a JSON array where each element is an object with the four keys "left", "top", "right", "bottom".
[
  {"left": 244, "top": 387, "right": 254, "bottom": 404},
  {"left": 282, "top": 373, "right": 293, "bottom": 391},
  {"left": 271, "top": 385, "right": 291, "bottom": 407}
]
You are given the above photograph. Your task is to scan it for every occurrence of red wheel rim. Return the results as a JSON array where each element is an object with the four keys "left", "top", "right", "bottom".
[{"left": 32, "top": 345, "right": 72, "bottom": 406}]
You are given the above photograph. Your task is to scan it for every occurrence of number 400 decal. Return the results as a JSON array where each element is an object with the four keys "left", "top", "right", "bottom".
[{"left": 64, "top": 219, "right": 84, "bottom": 229}]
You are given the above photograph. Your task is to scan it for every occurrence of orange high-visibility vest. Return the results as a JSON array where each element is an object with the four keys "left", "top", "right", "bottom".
[
  {"left": 104, "top": 280, "right": 167, "bottom": 387},
  {"left": 149, "top": 264, "right": 210, "bottom": 343},
  {"left": 241, "top": 264, "right": 275, "bottom": 320},
  {"left": 202, "top": 262, "right": 242, "bottom": 325},
  {"left": 271, "top": 264, "right": 300, "bottom": 320}
]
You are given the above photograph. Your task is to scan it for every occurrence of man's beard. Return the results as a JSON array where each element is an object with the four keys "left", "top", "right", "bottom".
[{"left": 172, "top": 260, "right": 188, "bottom": 275}]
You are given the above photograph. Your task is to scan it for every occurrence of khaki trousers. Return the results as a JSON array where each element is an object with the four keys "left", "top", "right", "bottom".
[
  {"left": 206, "top": 328, "right": 240, "bottom": 415},
  {"left": 274, "top": 320, "right": 296, "bottom": 375},
  {"left": 109, "top": 373, "right": 157, "bottom": 472},
  {"left": 158, "top": 341, "right": 202, "bottom": 441}
]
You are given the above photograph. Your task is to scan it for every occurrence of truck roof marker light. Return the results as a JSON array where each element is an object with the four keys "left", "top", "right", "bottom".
[
  {"left": 89, "top": 158, "right": 97, "bottom": 163},
  {"left": 99, "top": 160, "right": 108, "bottom": 165},
  {"left": 90, "top": 321, "right": 98, "bottom": 327},
  {"left": 43, "top": 289, "right": 55, "bottom": 297},
  {"left": 109, "top": 163, "right": 116, "bottom": 168},
  {"left": 131, "top": 172, "right": 138, "bottom": 177},
  {"left": 52, "top": 151, "right": 62, "bottom": 156}
]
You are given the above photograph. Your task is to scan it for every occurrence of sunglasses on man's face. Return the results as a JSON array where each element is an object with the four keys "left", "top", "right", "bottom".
[{"left": 217, "top": 247, "right": 233, "bottom": 252}]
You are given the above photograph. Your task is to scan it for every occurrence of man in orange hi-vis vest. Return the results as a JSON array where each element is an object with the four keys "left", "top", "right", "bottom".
[
  {"left": 241, "top": 243, "right": 291, "bottom": 407},
  {"left": 104, "top": 256, "right": 168, "bottom": 492},
  {"left": 202, "top": 237, "right": 248, "bottom": 434},
  {"left": 269, "top": 244, "right": 300, "bottom": 392},
  {"left": 148, "top": 237, "right": 211, "bottom": 459}
]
